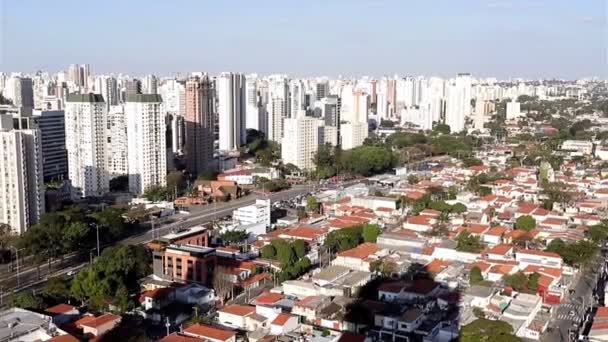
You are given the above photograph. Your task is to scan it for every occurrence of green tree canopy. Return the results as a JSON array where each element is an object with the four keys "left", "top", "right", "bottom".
[
  {"left": 460, "top": 319, "right": 522, "bottom": 342},
  {"left": 470, "top": 266, "right": 483, "bottom": 285},
  {"left": 362, "top": 224, "right": 382, "bottom": 243},
  {"left": 515, "top": 215, "right": 536, "bottom": 231},
  {"left": 456, "top": 232, "right": 485, "bottom": 253},
  {"left": 143, "top": 185, "right": 168, "bottom": 202}
]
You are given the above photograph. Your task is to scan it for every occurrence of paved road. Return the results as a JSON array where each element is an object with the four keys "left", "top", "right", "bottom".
[
  {"left": 0, "top": 186, "right": 314, "bottom": 303},
  {"left": 542, "top": 251, "right": 605, "bottom": 341}
]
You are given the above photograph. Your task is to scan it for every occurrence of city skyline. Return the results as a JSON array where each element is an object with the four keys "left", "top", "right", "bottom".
[{"left": 1, "top": 0, "right": 606, "bottom": 79}]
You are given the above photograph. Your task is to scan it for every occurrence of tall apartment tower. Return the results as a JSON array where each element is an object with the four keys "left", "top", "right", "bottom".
[
  {"left": 245, "top": 74, "right": 260, "bottom": 131},
  {"left": 185, "top": 75, "right": 215, "bottom": 176},
  {"left": 11, "top": 77, "right": 34, "bottom": 109},
  {"left": 0, "top": 114, "right": 44, "bottom": 235},
  {"left": 281, "top": 110, "right": 320, "bottom": 171},
  {"left": 218, "top": 72, "right": 245, "bottom": 151},
  {"left": 266, "top": 75, "right": 289, "bottom": 142},
  {"left": 142, "top": 75, "right": 158, "bottom": 94},
  {"left": 94, "top": 76, "right": 119, "bottom": 109},
  {"left": 33, "top": 109, "right": 68, "bottom": 182},
  {"left": 125, "top": 94, "right": 167, "bottom": 195},
  {"left": 65, "top": 94, "right": 109, "bottom": 197},
  {"left": 107, "top": 105, "right": 128, "bottom": 177},
  {"left": 445, "top": 73, "right": 472, "bottom": 133}
]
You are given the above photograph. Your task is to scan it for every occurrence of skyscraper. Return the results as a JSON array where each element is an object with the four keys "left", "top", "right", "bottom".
[
  {"left": 142, "top": 74, "right": 158, "bottom": 94},
  {"left": 34, "top": 109, "right": 68, "bottom": 182},
  {"left": 289, "top": 79, "right": 306, "bottom": 118},
  {"left": 107, "top": 105, "right": 128, "bottom": 177},
  {"left": 0, "top": 114, "right": 44, "bottom": 235},
  {"left": 94, "top": 76, "right": 118, "bottom": 109},
  {"left": 65, "top": 94, "right": 109, "bottom": 197},
  {"left": 125, "top": 94, "right": 167, "bottom": 195},
  {"left": 217, "top": 72, "right": 245, "bottom": 151},
  {"left": 185, "top": 75, "right": 214, "bottom": 175},
  {"left": 281, "top": 110, "right": 320, "bottom": 171},
  {"left": 445, "top": 73, "right": 472, "bottom": 133},
  {"left": 266, "top": 75, "right": 289, "bottom": 142},
  {"left": 245, "top": 74, "right": 260, "bottom": 131}
]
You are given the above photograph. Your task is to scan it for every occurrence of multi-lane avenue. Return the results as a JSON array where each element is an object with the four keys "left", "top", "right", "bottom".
[{"left": 0, "top": 184, "right": 318, "bottom": 305}]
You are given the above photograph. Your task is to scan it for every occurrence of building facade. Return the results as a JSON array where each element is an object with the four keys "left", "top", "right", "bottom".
[
  {"left": 0, "top": 114, "right": 44, "bottom": 234},
  {"left": 185, "top": 76, "right": 215, "bottom": 176},
  {"left": 65, "top": 93, "right": 109, "bottom": 197},
  {"left": 125, "top": 94, "right": 167, "bottom": 195}
]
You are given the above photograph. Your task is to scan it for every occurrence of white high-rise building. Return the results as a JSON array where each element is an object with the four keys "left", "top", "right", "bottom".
[
  {"left": 142, "top": 74, "right": 158, "bottom": 94},
  {"left": 506, "top": 99, "right": 522, "bottom": 120},
  {"left": 281, "top": 110, "right": 320, "bottom": 171},
  {"left": 266, "top": 75, "right": 289, "bottom": 142},
  {"left": 94, "top": 76, "right": 118, "bottom": 109},
  {"left": 125, "top": 94, "right": 167, "bottom": 195},
  {"left": 289, "top": 79, "right": 306, "bottom": 118},
  {"left": 340, "top": 122, "right": 368, "bottom": 150},
  {"left": 107, "top": 105, "right": 128, "bottom": 177},
  {"left": 0, "top": 115, "right": 44, "bottom": 235},
  {"left": 245, "top": 74, "right": 260, "bottom": 131},
  {"left": 65, "top": 94, "right": 109, "bottom": 197},
  {"left": 218, "top": 72, "right": 245, "bottom": 151},
  {"left": 445, "top": 73, "right": 472, "bottom": 133}
]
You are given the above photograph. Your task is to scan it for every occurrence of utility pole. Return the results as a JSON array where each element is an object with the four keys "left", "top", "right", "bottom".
[
  {"left": 10, "top": 247, "right": 22, "bottom": 288},
  {"left": 95, "top": 223, "right": 100, "bottom": 258}
]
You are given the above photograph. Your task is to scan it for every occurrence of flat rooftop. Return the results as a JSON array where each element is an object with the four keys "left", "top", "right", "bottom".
[
  {"left": 166, "top": 244, "right": 215, "bottom": 257},
  {"left": 0, "top": 308, "right": 53, "bottom": 341},
  {"left": 161, "top": 226, "right": 207, "bottom": 241}
]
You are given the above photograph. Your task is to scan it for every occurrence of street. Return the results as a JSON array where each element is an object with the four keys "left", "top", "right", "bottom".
[
  {"left": 542, "top": 250, "right": 605, "bottom": 341},
  {"left": 0, "top": 185, "right": 314, "bottom": 305}
]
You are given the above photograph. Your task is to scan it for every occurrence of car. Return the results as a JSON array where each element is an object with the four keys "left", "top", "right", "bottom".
[{"left": 67, "top": 270, "right": 77, "bottom": 277}]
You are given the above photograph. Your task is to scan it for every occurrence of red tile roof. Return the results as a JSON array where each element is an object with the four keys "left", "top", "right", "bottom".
[
  {"left": 219, "top": 304, "right": 255, "bottom": 317},
  {"left": 484, "top": 244, "right": 513, "bottom": 256},
  {"left": 271, "top": 313, "right": 293, "bottom": 326},
  {"left": 254, "top": 292, "right": 284, "bottom": 305},
  {"left": 48, "top": 335, "right": 80, "bottom": 342},
  {"left": 158, "top": 333, "right": 204, "bottom": 342},
  {"left": 407, "top": 216, "right": 433, "bottom": 225},
  {"left": 45, "top": 304, "right": 77, "bottom": 315},
  {"left": 77, "top": 313, "right": 120, "bottom": 329},
  {"left": 183, "top": 323, "right": 236, "bottom": 341},
  {"left": 337, "top": 243, "right": 380, "bottom": 259},
  {"left": 517, "top": 249, "right": 562, "bottom": 259}
]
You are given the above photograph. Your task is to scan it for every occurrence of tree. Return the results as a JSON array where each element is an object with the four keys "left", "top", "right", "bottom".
[
  {"left": 166, "top": 171, "right": 186, "bottom": 196},
  {"left": 297, "top": 208, "right": 308, "bottom": 220},
  {"left": 324, "top": 226, "right": 363, "bottom": 253},
  {"left": 433, "top": 123, "right": 451, "bottom": 135},
  {"left": 213, "top": 266, "right": 234, "bottom": 303},
  {"left": 306, "top": 196, "right": 319, "bottom": 213},
  {"left": 407, "top": 174, "right": 420, "bottom": 185},
  {"left": 339, "top": 145, "right": 394, "bottom": 176},
  {"left": 12, "top": 292, "right": 45, "bottom": 310},
  {"left": 460, "top": 319, "right": 522, "bottom": 342},
  {"left": 528, "top": 272, "right": 540, "bottom": 293},
  {"left": 462, "top": 158, "right": 483, "bottom": 167},
  {"left": 588, "top": 223, "right": 608, "bottom": 243},
  {"left": 293, "top": 240, "right": 308, "bottom": 259},
  {"left": 44, "top": 276, "right": 71, "bottom": 303},
  {"left": 503, "top": 272, "right": 528, "bottom": 292},
  {"left": 143, "top": 185, "right": 167, "bottom": 202},
  {"left": 260, "top": 244, "right": 276, "bottom": 259},
  {"left": 222, "top": 230, "right": 249, "bottom": 244},
  {"left": 515, "top": 215, "right": 536, "bottom": 231},
  {"left": 314, "top": 144, "right": 338, "bottom": 179},
  {"left": 273, "top": 239, "right": 296, "bottom": 265},
  {"left": 447, "top": 185, "right": 459, "bottom": 200},
  {"left": 469, "top": 266, "right": 483, "bottom": 285},
  {"left": 91, "top": 207, "right": 127, "bottom": 241},
  {"left": 451, "top": 203, "right": 467, "bottom": 214},
  {"left": 362, "top": 224, "right": 382, "bottom": 243},
  {"left": 472, "top": 307, "right": 485, "bottom": 319},
  {"left": 456, "top": 232, "right": 485, "bottom": 253}
]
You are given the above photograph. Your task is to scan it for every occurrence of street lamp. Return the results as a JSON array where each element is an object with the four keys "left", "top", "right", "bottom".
[{"left": 92, "top": 223, "right": 100, "bottom": 258}]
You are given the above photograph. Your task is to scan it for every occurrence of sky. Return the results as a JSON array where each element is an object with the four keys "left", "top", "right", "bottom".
[{"left": 1, "top": 0, "right": 606, "bottom": 79}]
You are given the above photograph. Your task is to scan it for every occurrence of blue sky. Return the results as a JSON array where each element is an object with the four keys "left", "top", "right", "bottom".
[{"left": 1, "top": 0, "right": 606, "bottom": 79}]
